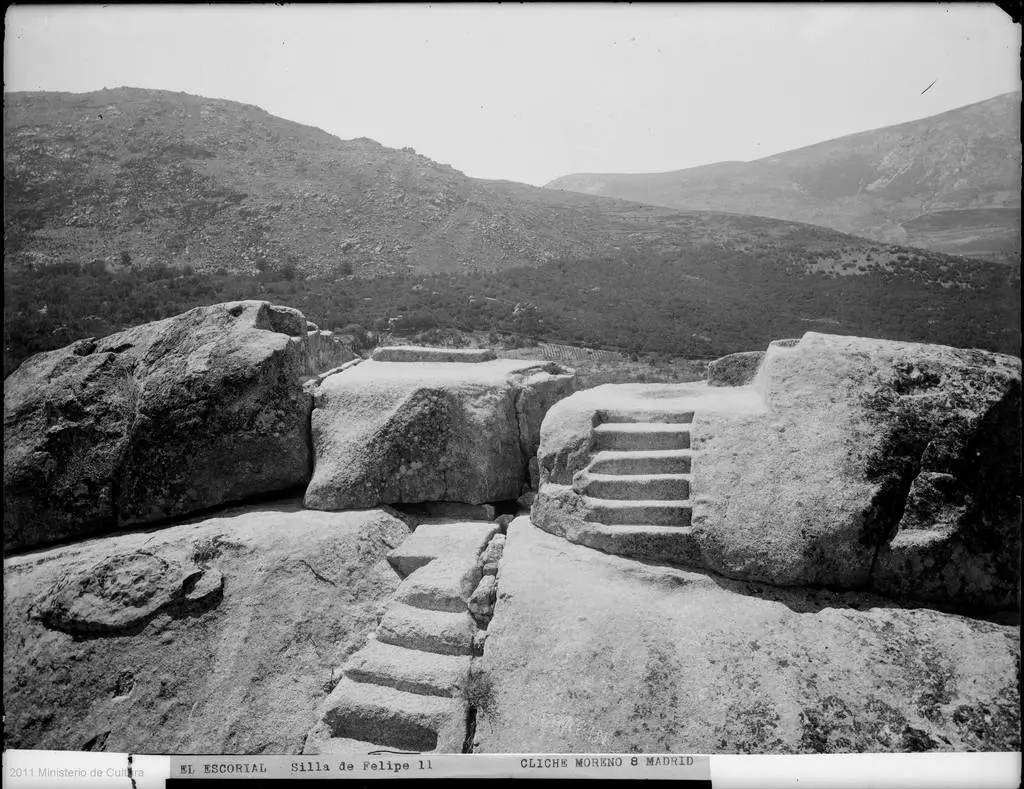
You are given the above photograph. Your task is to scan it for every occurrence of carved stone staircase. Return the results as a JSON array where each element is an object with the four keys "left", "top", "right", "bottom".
[
  {"left": 570, "top": 409, "right": 701, "bottom": 565},
  {"left": 304, "top": 521, "right": 499, "bottom": 754}
]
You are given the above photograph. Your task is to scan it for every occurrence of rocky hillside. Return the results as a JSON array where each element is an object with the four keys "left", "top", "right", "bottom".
[
  {"left": 4, "top": 88, "right": 1020, "bottom": 375},
  {"left": 7, "top": 87, "right": 1016, "bottom": 277},
  {"left": 547, "top": 92, "right": 1022, "bottom": 262},
  {"left": 4, "top": 86, "right": 921, "bottom": 278}
]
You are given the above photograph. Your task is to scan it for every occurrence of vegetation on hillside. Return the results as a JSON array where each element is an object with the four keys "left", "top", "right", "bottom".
[
  {"left": 5, "top": 244, "right": 1018, "bottom": 378},
  {"left": 3, "top": 88, "right": 1019, "bottom": 378},
  {"left": 7, "top": 87, "right": 1016, "bottom": 279},
  {"left": 10, "top": 87, "right": 917, "bottom": 280}
]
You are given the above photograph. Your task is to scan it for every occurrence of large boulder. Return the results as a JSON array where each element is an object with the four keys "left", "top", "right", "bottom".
[
  {"left": 693, "top": 333, "right": 1020, "bottom": 609},
  {"left": 4, "top": 301, "right": 322, "bottom": 552},
  {"left": 3, "top": 501, "right": 412, "bottom": 754},
  {"left": 473, "top": 518, "right": 1019, "bottom": 753},
  {"left": 532, "top": 333, "right": 1021, "bottom": 610},
  {"left": 304, "top": 358, "right": 575, "bottom": 511}
]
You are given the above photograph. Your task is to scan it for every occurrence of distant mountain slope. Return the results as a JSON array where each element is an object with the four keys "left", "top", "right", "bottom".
[
  {"left": 3, "top": 86, "right": 943, "bottom": 278},
  {"left": 547, "top": 92, "right": 1022, "bottom": 262}
]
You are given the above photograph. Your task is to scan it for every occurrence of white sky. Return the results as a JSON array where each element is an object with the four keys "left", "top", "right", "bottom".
[{"left": 4, "top": 3, "right": 1020, "bottom": 186}]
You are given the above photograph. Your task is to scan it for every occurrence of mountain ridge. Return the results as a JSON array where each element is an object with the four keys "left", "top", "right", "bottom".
[{"left": 547, "top": 91, "right": 1022, "bottom": 262}]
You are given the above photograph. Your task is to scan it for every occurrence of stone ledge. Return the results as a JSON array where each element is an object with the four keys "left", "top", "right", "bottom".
[{"left": 371, "top": 346, "right": 497, "bottom": 363}]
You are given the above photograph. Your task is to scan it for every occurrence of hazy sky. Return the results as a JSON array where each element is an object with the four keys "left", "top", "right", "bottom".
[{"left": 5, "top": 4, "right": 1020, "bottom": 186}]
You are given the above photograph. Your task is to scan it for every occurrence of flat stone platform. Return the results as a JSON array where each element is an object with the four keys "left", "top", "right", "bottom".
[{"left": 559, "top": 381, "right": 767, "bottom": 416}]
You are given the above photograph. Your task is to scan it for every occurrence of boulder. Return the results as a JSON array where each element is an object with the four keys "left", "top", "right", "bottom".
[
  {"left": 707, "top": 351, "right": 764, "bottom": 386},
  {"left": 304, "top": 359, "right": 575, "bottom": 511},
  {"left": 532, "top": 333, "right": 1021, "bottom": 610},
  {"left": 4, "top": 301, "right": 327, "bottom": 552},
  {"left": 693, "top": 332, "right": 1020, "bottom": 609},
  {"left": 3, "top": 501, "right": 412, "bottom": 753},
  {"left": 473, "top": 519, "right": 1019, "bottom": 754}
]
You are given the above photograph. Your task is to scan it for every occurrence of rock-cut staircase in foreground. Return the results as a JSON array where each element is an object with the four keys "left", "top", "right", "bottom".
[
  {"left": 570, "top": 409, "right": 701, "bottom": 564},
  {"left": 304, "top": 520, "right": 501, "bottom": 754}
]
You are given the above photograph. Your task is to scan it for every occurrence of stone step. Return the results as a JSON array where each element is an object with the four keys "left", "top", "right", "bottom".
[
  {"left": 588, "top": 449, "right": 692, "bottom": 476},
  {"left": 302, "top": 733, "right": 390, "bottom": 756},
  {"left": 575, "top": 472, "right": 690, "bottom": 501},
  {"left": 583, "top": 497, "right": 692, "bottom": 526},
  {"left": 598, "top": 409, "right": 694, "bottom": 424},
  {"left": 393, "top": 555, "right": 481, "bottom": 613},
  {"left": 376, "top": 602, "right": 477, "bottom": 656},
  {"left": 387, "top": 521, "right": 499, "bottom": 577},
  {"left": 320, "top": 678, "right": 467, "bottom": 752},
  {"left": 344, "top": 639, "right": 473, "bottom": 698},
  {"left": 591, "top": 423, "right": 691, "bottom": 452},
  {"left": 371, "top": 346, "right": 496, "bottom": 363},
  {"left": 568, "top": 523, "right": 703, "bottom": 567}
]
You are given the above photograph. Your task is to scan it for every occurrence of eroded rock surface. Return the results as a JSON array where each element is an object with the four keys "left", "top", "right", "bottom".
[
  {"left": 533, "top": 333, "right": 1021, "bottom": 610},
  {"left": 4, "top": 301, "right": 332, "bottom": 552},
  {"left": 34, "top": 551, "right": 222, "bottom": 635},
  {"left": 304, "top": 358, "right": 575, "bottom": 511},
  {"left": 693, "top": 332, "right": 1021, "bottom": 609},
  {"left": 473, "top": 519, "right": 1019, "bottom": 754},
  {"left": 3, "top": 501, "right": 411, "bottom": 754}
]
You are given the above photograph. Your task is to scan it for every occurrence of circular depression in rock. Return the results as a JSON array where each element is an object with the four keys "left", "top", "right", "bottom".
[{"left": 37, "top": 551, "right": 186, "bottom": 634}]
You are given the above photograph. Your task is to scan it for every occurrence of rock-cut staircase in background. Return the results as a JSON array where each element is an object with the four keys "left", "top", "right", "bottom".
[
  {"left": 304, "top": 520, "right": 503, "bottom": 754},
  {"left": 571, "top": 408, "right": 701, "bottom": 564}
]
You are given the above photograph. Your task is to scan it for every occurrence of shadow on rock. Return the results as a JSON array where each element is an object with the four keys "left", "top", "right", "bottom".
[{"left": 622, "top": 552, "right": 1020, "bottom": 626}]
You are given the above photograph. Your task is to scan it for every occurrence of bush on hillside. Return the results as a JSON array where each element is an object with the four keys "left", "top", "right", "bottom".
[{"left": 3, "top": 246, "right": 1019, "bottom": 379}]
